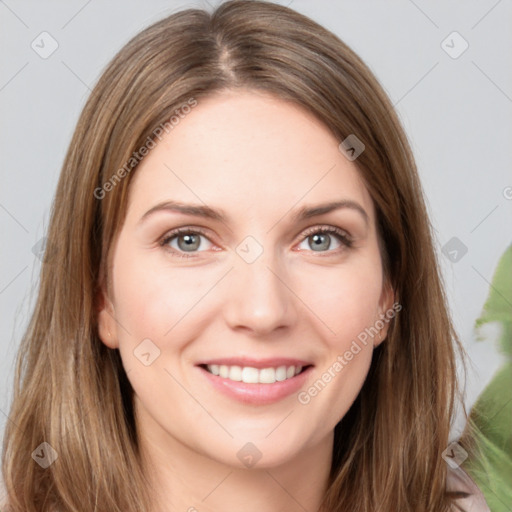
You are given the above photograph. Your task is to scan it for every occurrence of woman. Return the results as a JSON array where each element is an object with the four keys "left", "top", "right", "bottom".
[{"left": 1, "top": 1, "right": 489, "bottom": 510}]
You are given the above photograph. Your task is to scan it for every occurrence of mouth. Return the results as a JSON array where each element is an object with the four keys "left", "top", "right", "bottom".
[
  {"left": 200, "top": 363, "right": 310, "bottom": 384},
  {"left": 196, "top": 358, "right": 314, "bottom": 405}
]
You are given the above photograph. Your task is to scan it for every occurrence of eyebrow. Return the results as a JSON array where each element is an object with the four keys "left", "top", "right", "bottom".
[{"left": 139, "top": 199, "right": 369, "bottom": 227}]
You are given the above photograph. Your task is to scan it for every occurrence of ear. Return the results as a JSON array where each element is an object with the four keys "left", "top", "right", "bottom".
[
  {"left": 374, "top": 279, "right": 396, "bottom": 348},
  {"left": 96, "top": 283, "right": 119, "bottom": 349}
]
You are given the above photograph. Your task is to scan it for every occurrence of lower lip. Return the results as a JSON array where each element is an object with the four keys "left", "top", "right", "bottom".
[{"left": 197, "top": 365, "right": 313, "bottom": 405}]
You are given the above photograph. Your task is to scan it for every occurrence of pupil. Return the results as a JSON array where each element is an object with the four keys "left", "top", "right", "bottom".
[
  {"left": 179, "top": 234, "right": 200, "bottom": 251},
  {"left": 311, "top": 233, "right": 329, "bottom": 251}
]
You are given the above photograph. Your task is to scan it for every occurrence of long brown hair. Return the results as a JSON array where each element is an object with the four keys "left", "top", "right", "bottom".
[{"left": 2, "top": 1, "right": 468, "bottom": 510}]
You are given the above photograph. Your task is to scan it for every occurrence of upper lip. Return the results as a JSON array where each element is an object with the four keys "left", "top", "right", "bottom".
[{"left": 197, "top": 357, "right": 313, "bottom": 369}]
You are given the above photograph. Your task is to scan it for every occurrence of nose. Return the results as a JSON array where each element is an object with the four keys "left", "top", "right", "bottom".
[{"left": 222, "top": 247, "right": 298, "bottom": 337}]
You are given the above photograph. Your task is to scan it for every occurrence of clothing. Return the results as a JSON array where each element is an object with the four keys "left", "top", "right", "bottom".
[{"left": 446, "top": 464, "right": 491, "bottom": 511}]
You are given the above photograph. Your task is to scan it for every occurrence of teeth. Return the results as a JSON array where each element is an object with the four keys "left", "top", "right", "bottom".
[
  {"left": 275, "top": 366, "right": 287, "bottom": 381},
  {"left": 229, "top": 365, "right": 242, "bottom": 381},
  {"left": 206, "top": 364, "right": 304, "bottom": 384},
  {"left": 259, "top": 368, "right": 275, "bottom": 383}
]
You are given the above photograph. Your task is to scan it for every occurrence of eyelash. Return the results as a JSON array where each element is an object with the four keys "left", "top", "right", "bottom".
[{"left": 159, "top": 225, "right": 353, "bottom": 259}]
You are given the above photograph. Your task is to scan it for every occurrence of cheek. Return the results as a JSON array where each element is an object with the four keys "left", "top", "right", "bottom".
[
  {"left": 110, "top": 245, "right": 213, "bottom": 394},
  {"left": 111, "top": 246, "right": 211, "bottom": 341},
  {"left": 296, "top": 266, "right": 380, "bottom": 431},
  {"left": 296, "top": 253, "right": 383, "bottom": 424},
  {"left": 294, "top": 256, "right": 383, "bottom": 347}
]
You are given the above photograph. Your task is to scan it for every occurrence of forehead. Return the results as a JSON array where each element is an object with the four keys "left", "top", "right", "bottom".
[{"left": 126, "top": 89, "right": 374, "bottom": 226}]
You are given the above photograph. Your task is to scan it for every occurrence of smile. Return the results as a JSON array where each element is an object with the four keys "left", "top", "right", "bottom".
[
  {"left": 205, "top": 364, "right": 303, "bottom": 384},
  {"left": 196, "top": 358, "right": 314, "bottom": 405}
]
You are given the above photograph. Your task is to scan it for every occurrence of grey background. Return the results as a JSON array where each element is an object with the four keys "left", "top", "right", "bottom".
[{"left": 1, "top": 0, "right": 511, "bottom": 472}]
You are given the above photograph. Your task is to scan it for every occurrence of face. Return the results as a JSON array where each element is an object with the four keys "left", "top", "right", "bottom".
[{"left": 98, "top": 89, "right": 394, "bottom": 470}]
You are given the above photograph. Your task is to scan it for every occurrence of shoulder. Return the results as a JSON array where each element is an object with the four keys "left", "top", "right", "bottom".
[{"left": 446, "top": 464, "right": 490, "bottom": 512}]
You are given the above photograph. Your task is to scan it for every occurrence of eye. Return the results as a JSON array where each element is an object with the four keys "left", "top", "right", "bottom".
[
  {"left": 297, "top": 226, "right": 353, "bottom": 253},
  {"left": 159, "top": 225, "right": 353, "bottom": 259},
  {"left": 159, "top": 227, "right": 214, "bottom": 258}
]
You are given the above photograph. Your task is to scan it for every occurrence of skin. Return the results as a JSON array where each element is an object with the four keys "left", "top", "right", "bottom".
[{"left": 98, "top": 88, "right": 394, "bottom": 512}]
